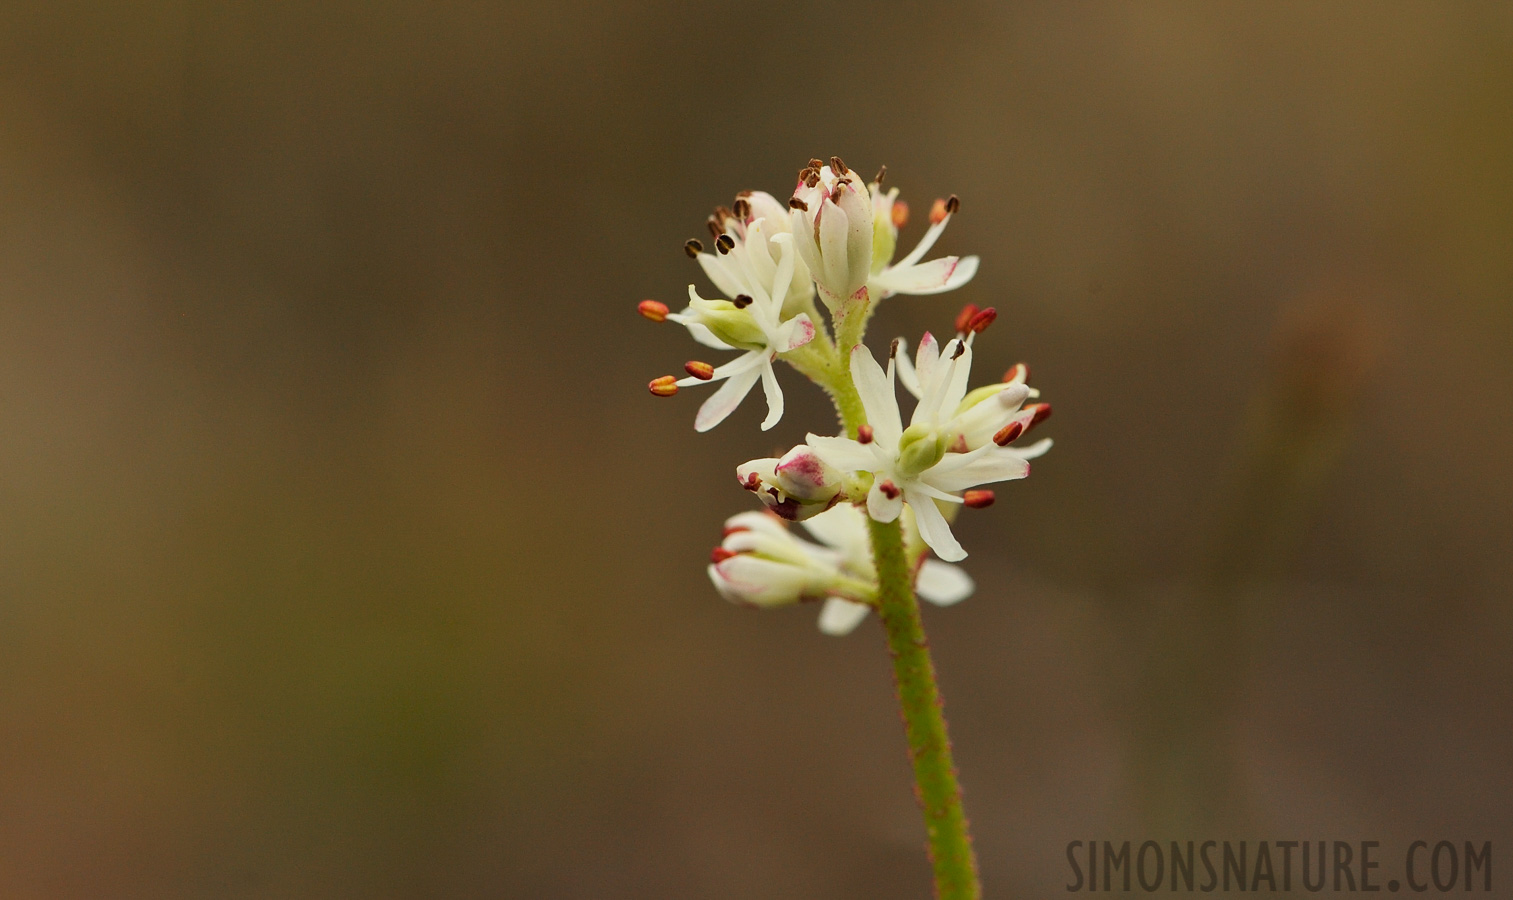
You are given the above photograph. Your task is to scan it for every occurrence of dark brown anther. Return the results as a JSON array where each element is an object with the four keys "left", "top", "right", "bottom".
[
  {"left": 963, "top": 489, "right": 995, "bottom": 509},
  {"left": 798, "top": 166, "right": 819, "bottom": 183},
  {"left": 954, "top": 303, "right": 980, "bottom": 335},
  {"left": 808, "top": 157, "right": 824, "bottom": 169},
  {"left": 829, "top": 156, "right": 848, "bottom": 175},
  {"left": 710, "top": 547, "right": 738, "bottom": 563},
  {"left": 732, "top": 197, "right": 751, "bottom": 219},
  {"left": 684, "top": 360, "right": 714, "bottom": 381},
  {"left": 945, "top": 194, "right": 960, "bottom": 215},
  {"left": 967, "top": 307, "right": 997, "bottom": 334},
  {"left": 805, "top": 172, "right": 821, "bottom": 188},
  {"left": 788, "top": 198, "right": 809, "bottom": 211},
  {"left": 889, "top": 337, "right": 903, "bottom": 359},
  {"left": 878, "top": 479, "right": 901, "bottom": 500},
  {"left": 715, "top": 234, "right": 735, "bottom": 255},
  {"left": 858, "top": 424, "right": 875, "bottom": 444},
  {"left": 706, "top": 217, "right": 722, "bottom": 239},
  {"left": 732, "top": 294, "right": 753, "bottom": 309},
  {"left": 951, "top": 340, "right": 968, "bottom": 360},
  {"left": 993, "top": 421, "right": 1023, "bottom": 446},
  {"left": 683, "top": 239, "right": 703, "bottom": 258},
  {"left": 873, "top": 165, "right": 887, "bottom": 185}
]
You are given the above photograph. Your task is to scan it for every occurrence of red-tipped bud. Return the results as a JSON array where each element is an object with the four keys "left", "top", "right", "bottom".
[
  {"left": 930, "top": 198, "right": 950, "bottom": 225},
  {"left": 857, "top": 424, "right": 874, "bottom": 444},
  {"left": 993, "top": 421, "right": 1024, "bottom": 446},
  {"left": 891, "top": 200, "right": 910, "bottom": 229},
  {"left": 878, "top": 480, "right": 901, "bottom": 500},
  {"left": 967, "top": 307, "right": 997, "bottom": 334},
  {"left": 954, "top": 303, "right": 980, "bottom": 335},
  {"left": 1025, "top": 402, "right": 1052, "bottom": 428},
  {"left": 1002, "top": 362, "right": 1030, "bottom": 384},
  {"left": 648, "top": 375, "right": 679, "bottom": 397},
  {"left": 710, "top": 547, "right": 738, "bottom": 563},
  {"left": 684, "top": 360, "right": 714, "bottom": 381},
  {"left": 963, "top": 489, "right": 995, "bottom": 509},
  {"left": 638, "top": 299, "right": 669, "bottom": 322}
]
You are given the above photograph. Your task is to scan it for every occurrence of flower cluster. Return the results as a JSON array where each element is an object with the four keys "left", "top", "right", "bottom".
[{"left": 641, "top": 156, "right": 1051, "bottom": 634}]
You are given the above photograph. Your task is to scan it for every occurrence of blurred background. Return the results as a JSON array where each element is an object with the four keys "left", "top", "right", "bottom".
[{"left": 1, "top": 2, "right": 1510, "bottom": 897}]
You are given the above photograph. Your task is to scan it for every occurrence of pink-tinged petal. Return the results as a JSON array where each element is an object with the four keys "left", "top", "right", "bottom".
[
  {"left": 907, "top": 490, "right": 965, "bottom": 561},
  {"left": 709, "top": 556, "right": 810, "bottom": 607},
  {"left": 916, "top": 560, "right": 974, "bottom": 606},
  {"left": 848, "top": 344, "right": 903, "bottom": 447},
  {"left": 914, "top": 332, "right": 940, "bottom": 389},
  {"left": 834, "top": 179, "right": 874, "bottom": 292},
  {"left": 818, "top": 597, "right": 871, "bottom": 636},
  {"left": 776, "top": 313, "right": 816, "bottom": 352},
  {"left": 758, "top": 359, "right": 784, "bottom": 431},
  {"left": 874, "top": 255, "right": 979, "bottom": 296},
  {"left": 805, "top": 434, "right": 877, "bottom": 473},
  {"left": 867, "top": 480, "right": 904, "bottom": 523},
  {"left": 694, "top": 364, "right": 763, "bottom": 432}
]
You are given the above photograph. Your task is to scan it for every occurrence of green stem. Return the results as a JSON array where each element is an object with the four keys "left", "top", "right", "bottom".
[{"left": 868, "top": 515, "right": 981, "bottom": 900}]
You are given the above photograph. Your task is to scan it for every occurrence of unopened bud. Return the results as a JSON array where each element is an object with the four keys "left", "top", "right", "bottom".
[
  {"left": 993, "top": 421, "right": 1024, "bottom": 446},
  {"left": 967, "top": 307, "right": 997, "bottom": 333},
  {"left": 638, "top": 300, "right": 669, "bottom": 322},
  {"left": 648, "top": 375, "right": 679, "bottom": 397},
  {"left": 857, "top": 424, "right": 874, "bottom": 444},
  {"left": 963, "top": 489, "right": 995, "bottom": 509},
  {"left": 684, "top": 360, "right": 714, "bottom": 381},
  {"left": 891, "top": 200, "right": 909, "bottom": 229},
  {"left": 930, "top": 198, "right": 949, "bottom": 225},
  {"left": 954, "top": 303, "right": 980, "bottom": 335}
]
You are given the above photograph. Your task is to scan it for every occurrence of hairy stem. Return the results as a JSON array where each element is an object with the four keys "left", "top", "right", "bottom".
[{"left": 868, "top": 515, "right": 981, "bottom": 900}]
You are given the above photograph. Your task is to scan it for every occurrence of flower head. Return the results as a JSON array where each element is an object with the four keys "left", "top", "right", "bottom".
[
  {"left": 708, "top": 506, "right": 974, "bottom": 635},
  {"left": 806, "top": 335, "right": 1051, "bottom": 561},
  {"left": 736, "top": 444, "right": 843, "bottom": 521}
]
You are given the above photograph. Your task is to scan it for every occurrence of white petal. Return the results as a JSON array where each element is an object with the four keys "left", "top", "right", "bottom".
[
  {"left": 894, "top": 338, "right": 923, "bottom": 399},
  {"left": 926, "top": 449, "right": 1031, "bottom": 492},
  {"left": 775, "top": 313, "right": 816, "bottom": 352},
  {"left": 916, "top": 560, "right": 974, "bottom": 606},
  {"left": 723, "top": 508, "right": 787, "bottom": 538},
  {"left": 758, "top": 358, "right": 784, "bottom": 431},
  {"left": 799, "top": 503, "right": 868, "bottom": 550},
  {"left": 895, "top": 217, "right": 949, "bottom": 269},
  {"left": 805, "top": 434, "right": 877, "bottom": 473},
  {"left": 873, "top": 255, "right": 978, "bottom": 296},
  {"left": 767, "top": 232, "right": 796, "bottom": 313},
  {"left": 818, "top": 597, "right": 871, "bottom": 636},
  {"left": 694, "top": 364, "right": 763, "bottom": 432},
  {"left": 697, "top": 253, "right": 745, "bottom": 300},
  {"left": 867, "top": 481, "right": 904, "bottom": 523},
  {"left": 709, "top": 556, "right": 810, "bottom": 607},
  {"left": 849, "top": 344, "right": 903, "bottom": 447},
  {"left": 1010, "top": 437, "right": 1053, "bottom": 460},
  {"left": 676, "top": 348, "right": 766, "bottom": 387},
  {"left": 907, "top": 490, "right": 965, "bottom": 561},
  {"left": 817, "top": 199, "right": 851, "bottom": 296}
]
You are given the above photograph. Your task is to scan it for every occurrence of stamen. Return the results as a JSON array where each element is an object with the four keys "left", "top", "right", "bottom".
[
  {"left": 805, "top": 172, "right": 821, "bottom": 188},
  {"left": 891, "top": 200, "right": 909, "bottom": 229},
  {"left": 684, "top": 360, "right": 714, "bottom": 380},
  {"left": 858, "top": 424, "right": 875, "bottom": 444},
  {"left": 968, "top": 307, "right": 997, "bottom": 333},
  {"left": 889, "top": 337, "right": 903, "bottom": 359},
  {"left": 829, "top": 156, "right": 848, "bottom": 175},
  {"left": 732, "top": 294, "right": 753, "bottom": 309},
  {"left": 637, "top": 300, "right": 669, "bottom": 322},
  {"left": 739, "top": 472, "right": 761, "bottom": 491},
  {"left": 732, "top": 197, "right": 751, "bottom": 219},
  {"left": 878, "top": 479, "right": 901, "bottom": 499},
  {"left": 946, "top": 195, "right": 960, "bottom": 214},
  {"left": 1002, "top": 362, "right": 1030, "bottom": 383},
  {"left": 873, "top": 165, "right": 887, "bottom": 185},
  {"left": 648, "top": 375, "right": 679, "bottom": 397},
  {"left": 788, "top": 198, "right": 809, "bottom": 211},
  {"left": 993, "top": 421, "right": 1023, "bottom": 446},
  {"left": 735, "top": 190, "right": 753, "bottom": 199},
  {"left": 715, "top": 234, "right": 735, "bottom": 254},
  {"left": 710, "top": 547, "right": 738, "bottom": 563},
  {"left": 713, "top": 205, "right": 734, "bottom": 225},
  {"left": 954, "top": 303, "right": 980, "bottom": 335},
  {"left": 684, "top": 239, "right": 703, "bottom": 258},
  {"left": 951, "top": 340, "right": 968, "bottom": 360},
  {"left": 963, "top": 489, "right": 995, "bottom": 509},
  {"left": 798, "top": 166, "right": 819, "bottom": 183},
  {"left": 706, "top": 217, "right": 722, "bottom": 239},
  {"left": 1025, "top": 403, "right": 1052, "bottom": 428},
  {"left": 808, "top": 158, "right": 824, "bottom": 169},
  {"left": 930, "top": 198, "right": 949, "bottom": 225}
]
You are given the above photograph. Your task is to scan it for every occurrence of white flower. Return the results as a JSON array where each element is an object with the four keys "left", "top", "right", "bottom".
[
  {"left": 788, "top": 157, "right": 979, "bottom": 307},
  {"left": 665, "top": 229, "right": 816, "bottom": 432},
  {"left": 736, "top": 444, "right": 843, "bottom": 521},
  {"left": 695, "top": 192, "right": 815, "bottom": 321},
  {"left": 806, "top": 338, "right": 1051, "bottom": 561},
  {"left": 707, "top": 506, "right": 975, "bottom": 636}
]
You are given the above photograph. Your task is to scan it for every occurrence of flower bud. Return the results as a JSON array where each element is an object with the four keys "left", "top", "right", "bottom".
[
  {"left": 790, "top": 156, "right": 875, "bottom": 307},
  {"left": 896, "top": 424, "right": 947, "bottom": 476},
  {"left": 736, "top": 445, "right": 842, "bottom": 521}
]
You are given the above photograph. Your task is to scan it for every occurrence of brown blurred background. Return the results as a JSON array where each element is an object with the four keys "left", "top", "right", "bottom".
[{"left": 1, "top": 2, "right": 1510, "bottom": 897}]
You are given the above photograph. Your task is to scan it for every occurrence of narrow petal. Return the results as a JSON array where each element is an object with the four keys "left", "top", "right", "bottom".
[
  {"left": 697, "top": 253, "right": 746, "bottom": 299},
  {"left": 805, "top": 434, "right": 877, "bottom": 473},
  {"left": 775, "top": 313, "right": 816, "bottom": 352},
  {"left": 798, "top": 503, "right": 868, "bottom": 550},
  {"left": 758, "top": 358, "right": 784, "bottom": 431},
  {"left": 894, "top": 217, "right": 949, "bottom": 269},
  {"left": 818, "top": 597, "right": 871, "bottom": 636},
  {"left": 873, "top": 255, "right": 978, "bottom": 296},
  {"left": 916, "top": 560, "right": 974, "bottom": 606},
  {"left": 817, "top": 199, "right": 851, "bottom": 296},
  {"left": 849, "top": 344, "right": 903, "bottom": 447},
  {"left": 1007, "top": 437, "right": 1054, "bottom": 460},
  {"left": 894, "top": 338, "right": 923, "bottom": 399},
  {"left": 694, "top": 364, "right": 763, "bottom": 432},
  {"left": 676, "top": 348, "right": 765, "bottom": 387},
  {"left": 867, "top": 480, "right": 904, "bottom": 523},
  {"left": 907, "top": 490, "right": 965, "bottom": 561},
  {"left": 926, "top": 449, "right": 1031, "bottom": 492},
  {"left": 767, "top": 232, "right": 796, "bottom": 313}
]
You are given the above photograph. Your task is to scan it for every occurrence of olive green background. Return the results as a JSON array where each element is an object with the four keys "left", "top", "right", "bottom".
[{"left": 1, "top": 2, "right": 1509, "bottom": 897}]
